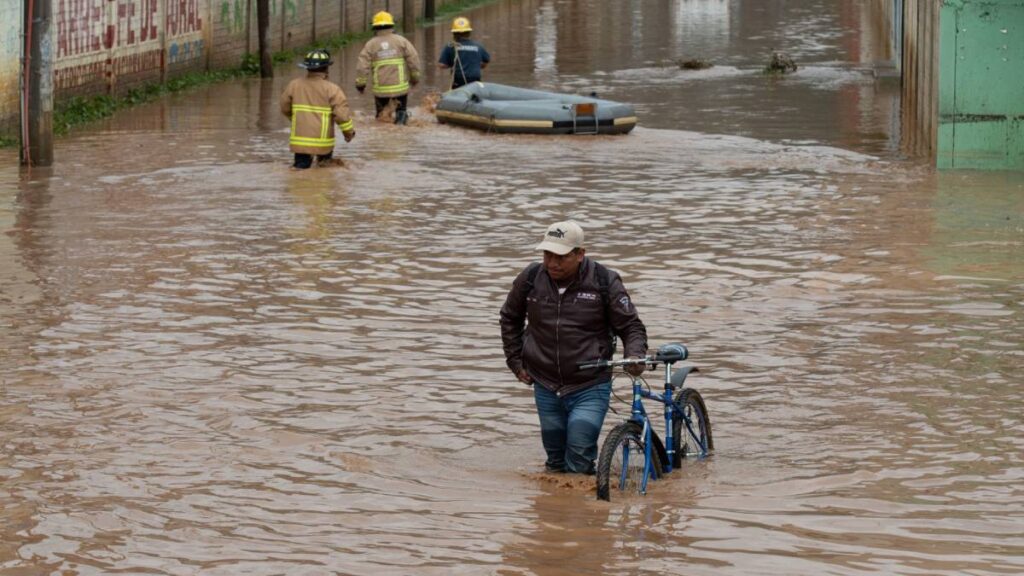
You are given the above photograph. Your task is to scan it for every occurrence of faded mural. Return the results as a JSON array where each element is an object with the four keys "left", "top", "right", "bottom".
[{"left": 54, "top": 0, "right": 205, "bottom": 95}]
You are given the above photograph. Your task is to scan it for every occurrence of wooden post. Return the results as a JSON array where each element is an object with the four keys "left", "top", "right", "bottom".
[
  {"left": 258, "top": 0, "right": 272, "bottom": 77},
  {"left": 402, "top": 0, "right": 414, "bottom": 32},
  {"left": 21, "top": 0, "right": 53, "bottom": 167}
]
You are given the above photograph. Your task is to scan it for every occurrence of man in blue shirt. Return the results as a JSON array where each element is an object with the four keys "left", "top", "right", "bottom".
[{"left": 438, "top": 17, "right": 491, "bottom": 90}]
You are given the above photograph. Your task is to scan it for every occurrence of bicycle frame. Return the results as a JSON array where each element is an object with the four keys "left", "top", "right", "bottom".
[{"left": 624, "top": 361, "right": 709, "bottom": 493}]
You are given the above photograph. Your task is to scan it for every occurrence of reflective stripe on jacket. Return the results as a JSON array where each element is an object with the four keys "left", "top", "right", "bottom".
[
  {"left": 280, "top": 72, "right": 354, "bottom": 155},
  {"left": 355, "top": 30, "right": 422, "bottom": 97},
  {"left": 499, "top": 257, "right": 648, "bottom": 397}
]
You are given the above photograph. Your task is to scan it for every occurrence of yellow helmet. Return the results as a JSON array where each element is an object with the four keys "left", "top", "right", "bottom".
[
  {"left": 451, "top": 16, "right": 472, "bottom": 33},
  {"left": 372, "top": 11, "right": 395, "bottom": 28}
]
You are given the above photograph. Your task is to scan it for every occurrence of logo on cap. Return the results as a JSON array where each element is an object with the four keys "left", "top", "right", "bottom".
[{"left": 535, "top": 220, "right": 584, "bottom": 255}]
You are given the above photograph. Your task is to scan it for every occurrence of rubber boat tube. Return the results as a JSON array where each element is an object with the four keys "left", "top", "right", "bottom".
[{"left": 434, "top": 82, "right": 637, "bottom": 135}]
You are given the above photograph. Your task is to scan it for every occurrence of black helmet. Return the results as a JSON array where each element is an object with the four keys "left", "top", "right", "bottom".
[{"left": 299, "top": 49, "right": 332, "bottom": 69}]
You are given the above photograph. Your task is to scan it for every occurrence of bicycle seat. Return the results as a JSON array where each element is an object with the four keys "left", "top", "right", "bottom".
[{"left": 654, "top": 343, "right": 688, "bottom": 364}]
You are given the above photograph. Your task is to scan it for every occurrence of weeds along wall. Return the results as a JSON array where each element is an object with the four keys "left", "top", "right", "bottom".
[{"left": 0, "top": 0, "right": 460, "bottom": 139}]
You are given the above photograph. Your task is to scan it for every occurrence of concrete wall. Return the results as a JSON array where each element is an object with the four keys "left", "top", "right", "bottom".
[
  {"left": 0, "top": 1, "right": 22, "bottom": 138},
  {"left": 0, "top": 0, "right": 461, "bottom": 138},
  {"left": 937, "top": 0, "right": 1024, "bottom": 169}
]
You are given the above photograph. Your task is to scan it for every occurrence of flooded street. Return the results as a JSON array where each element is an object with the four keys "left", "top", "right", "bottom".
[{"left": 2, "top": 0, "right": 1023, "bottom": 574}]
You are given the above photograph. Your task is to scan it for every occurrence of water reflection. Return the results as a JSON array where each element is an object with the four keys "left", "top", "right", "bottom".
[
  {"left": 534, "top": 0, "right": 559, "bottom": 79},
  {"left": 1, "top": 0, "right": 1022, "bottom": 574},
  {"left": 672, "top": 0, "right": 731, "bottom": 57}
]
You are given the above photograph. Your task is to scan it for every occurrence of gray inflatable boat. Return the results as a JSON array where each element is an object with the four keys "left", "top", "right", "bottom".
[{"left": 434, "top": 82, "right": 637, "bottom": 135}]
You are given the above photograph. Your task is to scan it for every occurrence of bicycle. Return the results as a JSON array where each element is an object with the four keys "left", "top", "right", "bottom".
[{"left": 578, "top": 343, "right": 713, "bottom": 501}]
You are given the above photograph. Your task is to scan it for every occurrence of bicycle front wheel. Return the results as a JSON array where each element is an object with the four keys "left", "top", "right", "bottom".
[
  {"left": 672, "top": 388, "right": 713, "bottom": 468},
  {"left": 596, "top": 422, "right": 664, "bottom": 501}
]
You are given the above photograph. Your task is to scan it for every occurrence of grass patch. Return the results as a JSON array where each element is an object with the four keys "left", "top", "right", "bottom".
[{"left": 53, "top": 66, "right": 255, "bottom": 136}]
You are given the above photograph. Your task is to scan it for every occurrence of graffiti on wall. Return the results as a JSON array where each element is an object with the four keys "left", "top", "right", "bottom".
[
  {"left": 169, "top": 39, "right": 204, "bottom": 64},
  {"left": 114, "top": 0, "right": 160, "bottom": 47},
  {"left": 282, "top": 0, "right": 298, "bottom": 22},
  {"left": 111, "top": 48, "right": 163, "bottom": 76},
  {"left": 53, "top": 0, "right": 207, "bottom": 90},
  {"left": 220, "top": 0, "right": 246, "bottom": 34},
  {"left": 56, "top": 0, "right": 105, "bottom": 57},
  {"left": 167, "top": 0, "right": 204, "bottom": 37},
  {"left": 219, "top": 0, "right": 301, "bottom": 35},
  {"left": 56, "top": 0, "right": 163, "bottom": 57}
]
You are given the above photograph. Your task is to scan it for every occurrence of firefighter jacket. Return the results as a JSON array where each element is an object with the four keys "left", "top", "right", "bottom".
[
  {"left": 280, "top": 72, "right": 355, "bottom": 155},
  {"left": 355, "top": 30, "right": 422, "bottom": 98},
  {"left": 499, "top": 257, "right": 648, "bottom": 398}
]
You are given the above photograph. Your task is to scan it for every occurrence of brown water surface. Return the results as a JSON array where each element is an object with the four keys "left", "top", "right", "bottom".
[{"left": 2, "top": 1, "right": 1022, "bottom": 574}]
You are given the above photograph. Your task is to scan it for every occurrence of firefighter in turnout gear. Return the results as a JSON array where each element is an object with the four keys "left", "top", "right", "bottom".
[
  {"left": 355, "top": 11, "right": 422, "bottom": 124},
  {"left": 280, "top": 49, "right": 355, "bottom": 169}
]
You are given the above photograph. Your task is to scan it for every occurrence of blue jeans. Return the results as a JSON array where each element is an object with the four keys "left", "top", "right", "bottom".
[{"left": 533, "top": 381, "right": 612, "bottom": 474}]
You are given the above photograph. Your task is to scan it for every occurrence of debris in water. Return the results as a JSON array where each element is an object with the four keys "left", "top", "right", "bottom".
[
  {"left": 764, "top": 51, "right": 798, "bottom": 74},
  {"left": 676, "top": 58, "right": 713, "bottom": 70},
  {"left": 318, "top": 157, "right": 347, "bottom": 168},
  {"left": 521, "top": 469, "right": 595, "bottom": 491},
  {"left": 422, "top": 91, "right": 442, "bottom": 114}
]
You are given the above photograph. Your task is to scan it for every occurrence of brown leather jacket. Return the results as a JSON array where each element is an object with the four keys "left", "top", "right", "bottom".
[
  {"left": 500, "top": 257, "right": 648, "bottom": 397},
  {"left": 280, "top": 72, "right": 354, "bottom": 154}
]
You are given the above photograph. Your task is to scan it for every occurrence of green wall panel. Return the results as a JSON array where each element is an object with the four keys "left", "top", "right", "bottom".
[
  {"left": 939, "top": 5, "right": 958, "bottom": 117},
  {"left": 938, "top": 122, "right": 956, "bottom": 168},
  {"left": 1010, "top": 118, "right": 1024, "bottom": 165},
  {"left": 938, "top": 0, "right": 1024, "bottom": 170},
  {"left": 955, "top": 4, "right": 1024, "bottom": 114},
  {"left": 949, "top": 119, "right": 1010, "bottom": 169}
]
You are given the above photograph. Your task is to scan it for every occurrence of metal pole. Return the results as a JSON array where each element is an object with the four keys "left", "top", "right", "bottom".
[
  {"left": 22, "top": 0, "right": 53, "bottom": 167},
  {"left": 402, "top": 0, "right": 414, "bottom": 33}
]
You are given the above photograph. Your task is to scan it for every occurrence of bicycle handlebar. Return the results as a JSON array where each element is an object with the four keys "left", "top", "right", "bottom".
[
  {"left": 577, "top": 343, "right": 689, "bottom": 371},
  {"left": 577, "top": 357, "right": 648, "bottom": 371}
]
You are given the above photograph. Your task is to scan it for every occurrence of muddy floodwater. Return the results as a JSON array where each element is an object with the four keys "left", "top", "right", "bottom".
[{"left": 2, "top": 0, "right": 1022, "bottom": 574}]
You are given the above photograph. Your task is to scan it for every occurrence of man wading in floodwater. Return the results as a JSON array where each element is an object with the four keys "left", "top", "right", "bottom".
[{"left": 500, "top": 221, "right": 648, "bottom": 474}]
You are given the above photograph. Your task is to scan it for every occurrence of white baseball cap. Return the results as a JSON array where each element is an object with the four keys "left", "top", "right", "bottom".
[{"left": 535, "top": 221, "right": 584, "bottom": 255}]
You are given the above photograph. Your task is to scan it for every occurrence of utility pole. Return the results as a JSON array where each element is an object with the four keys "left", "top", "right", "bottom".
[
  {"left": 21, "top": 0, "right": 53, "bottom": 167},
  {"left": 257, "top": 0, "right": 272, "bottom": 77},
  {"left": 402, "top": 0, "right": 415, "bottom": 33}
]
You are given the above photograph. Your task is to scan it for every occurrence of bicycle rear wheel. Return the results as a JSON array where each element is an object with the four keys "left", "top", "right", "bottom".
[
  {"left": 672, "top": 388, "right": 713, "bottom": 469},
  {"left": 596, "top": 422, "right": 664, "bottom": 501}
]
